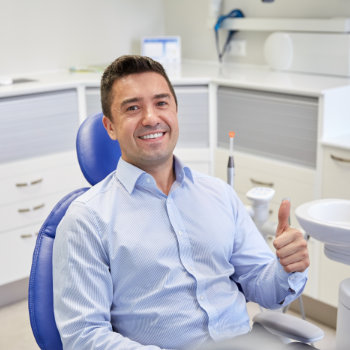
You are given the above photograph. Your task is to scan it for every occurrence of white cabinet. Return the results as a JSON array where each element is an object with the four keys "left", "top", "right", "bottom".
[
  {"left": 317, "top": 145, "right": 350, "bottom": 307},
  {"left": 322, "top": 146, "right": 350, "bottom": 199},
  {"left": 0, "top": 90, "right": 88, "bottom": 306}
]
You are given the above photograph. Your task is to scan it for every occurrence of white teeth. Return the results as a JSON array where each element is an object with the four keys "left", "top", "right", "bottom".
[{"left": 140, "top": 132, "right": 163, "bottom": 140}]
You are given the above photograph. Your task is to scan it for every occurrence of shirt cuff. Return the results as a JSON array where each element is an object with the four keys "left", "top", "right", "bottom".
[{"left": 276, "top": 262, "right": 308, "bottom": 305}]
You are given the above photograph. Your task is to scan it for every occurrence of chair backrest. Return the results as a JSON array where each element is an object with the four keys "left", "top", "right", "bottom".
[
  {"left": 28, "top": 113, "right": 121, "bottom": 350},
  {"left": 76, "top": 112, "right": 121, "bottom": 186}
]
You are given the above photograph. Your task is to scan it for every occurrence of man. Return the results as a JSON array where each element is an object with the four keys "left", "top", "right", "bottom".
[{"left": 53, "top": 55, "right": 309, "bottom": 350}]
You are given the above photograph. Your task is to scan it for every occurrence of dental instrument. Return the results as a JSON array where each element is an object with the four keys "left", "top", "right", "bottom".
[
  {"left": 227, "top": 131, "right": 235, "bottom": 188},
  {"left": 214, "top": 9, "right": 244, "bottom": 62}
]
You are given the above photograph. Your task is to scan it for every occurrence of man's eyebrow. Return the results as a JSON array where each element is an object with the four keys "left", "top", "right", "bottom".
[
  {"left": 120, "top": 94, "right": 171, "bottom": 108},
  {"left": 120, "top": 97, "right": 142, "bottom": 108},
  {"left": 154, "top": 93, "right": 171, "bottom": 100}
]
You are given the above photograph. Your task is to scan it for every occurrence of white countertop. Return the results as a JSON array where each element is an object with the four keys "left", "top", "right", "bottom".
[
  {"left": 322, "top": 134, "right": 350, "bottom": 151},
  {"left": 1, "top": 60, "right": 350, "bottom": 98},
  {"left": 1, "top": 60, "right": 350, "bottom": 150}
]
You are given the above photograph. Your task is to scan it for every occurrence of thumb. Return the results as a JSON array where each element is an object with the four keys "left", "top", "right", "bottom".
[{"left": 276, "top": 199, "right": 291, "bottom": 237}]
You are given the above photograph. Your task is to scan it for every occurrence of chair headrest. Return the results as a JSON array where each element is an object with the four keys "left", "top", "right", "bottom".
[{"left": 76, "top": 113, "right": 122, "bottom": 186}]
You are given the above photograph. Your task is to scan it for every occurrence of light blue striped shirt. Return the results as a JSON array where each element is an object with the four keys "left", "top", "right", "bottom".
[{"left": 53, "top": 157, "right": 307, "bottom": 350}]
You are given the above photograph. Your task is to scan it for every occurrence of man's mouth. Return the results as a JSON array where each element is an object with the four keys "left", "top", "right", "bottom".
[{"left": 139, "top": 132, "right": 164, "bottom": 140}]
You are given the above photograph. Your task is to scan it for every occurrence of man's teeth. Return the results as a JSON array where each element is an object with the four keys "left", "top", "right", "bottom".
[{"left": 140, "top": 132, "right": 163, "bottom": 140}]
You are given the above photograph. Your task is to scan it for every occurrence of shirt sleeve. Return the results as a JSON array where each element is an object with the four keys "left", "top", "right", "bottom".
[
  {"left": 52, "top": 201, "right": 166, "bottom": 350},
  {"left": 227, "top": 188, "right": 308, "bottom": 309}
]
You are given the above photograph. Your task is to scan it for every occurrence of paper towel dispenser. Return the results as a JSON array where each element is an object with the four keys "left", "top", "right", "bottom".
[{"left": 264, "top": 32, "right": 350, "bottom": 77}]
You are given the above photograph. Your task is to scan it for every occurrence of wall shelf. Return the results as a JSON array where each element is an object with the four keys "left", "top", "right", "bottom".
[{"left": 221, "top": 17, "right": 350, "bottom": 33}]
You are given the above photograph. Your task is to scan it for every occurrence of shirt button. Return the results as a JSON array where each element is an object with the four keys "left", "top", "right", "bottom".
[
  {"left": 178, "top": 231, "right": 183, "bottom": 236},
  {"left": 200, "top": 295, "right": 204, "bottom": 301}
]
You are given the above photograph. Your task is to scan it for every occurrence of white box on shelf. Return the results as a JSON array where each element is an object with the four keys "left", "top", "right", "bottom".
[{"left": 142, "top": 36, "right": 181, "bottom": 65}]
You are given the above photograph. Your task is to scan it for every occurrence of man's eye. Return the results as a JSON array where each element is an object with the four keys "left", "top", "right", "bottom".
[
  {"left": 127, "top": 105, "right": 139, "bottom": 111},
  {"left": 157, "top": 101, "right": 167, "bottom": 107}
]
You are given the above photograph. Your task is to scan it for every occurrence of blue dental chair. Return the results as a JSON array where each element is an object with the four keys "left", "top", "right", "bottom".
[
  {"left": 28, "top": 113, "right": 323, "bottom": 350},
  {"left": 28, "top": 112, "right": 121, "bottom": 350}
]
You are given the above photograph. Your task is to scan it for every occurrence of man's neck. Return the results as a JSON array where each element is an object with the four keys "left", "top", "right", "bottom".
[{"left": 146, "top": 159, "right": 176, "bottom": 196}]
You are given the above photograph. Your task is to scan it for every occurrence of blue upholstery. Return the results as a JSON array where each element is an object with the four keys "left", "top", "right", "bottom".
[
  {"left": 28, "top": 188, "right": 88, "bottom": 350},
  {"left": 76, "top": 112, "right": 121, "bottom": 186},
  {"left": 28, "top": 113, "right": 122, "bottom": 350}
]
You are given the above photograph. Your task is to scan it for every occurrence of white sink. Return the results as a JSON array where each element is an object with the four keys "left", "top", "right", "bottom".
[{"left": 295, "top": 199, "right": 350, "bottom": 264}]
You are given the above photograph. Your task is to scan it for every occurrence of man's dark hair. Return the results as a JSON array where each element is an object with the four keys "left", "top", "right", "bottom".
[{"left": 101, "top": 55, "right": 178, "bottom": 120}]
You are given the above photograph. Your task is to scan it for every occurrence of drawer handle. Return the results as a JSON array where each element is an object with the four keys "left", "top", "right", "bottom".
[
  {"left": 16, "top": 182, "right": 28, "bottom": 188},
  {"left": 20, "top": 233, "right": 33, "bottom": 239},
  {"left": 18, "top": 203, "right": 45, "bottom": 213},
  {"left": 330, "top": 154, "right": 350, "bottom": 163},
  {"left": 18, "top": 208, "right": 30, "bottom": 213},
  {"left": 15, "top": 178, "right": 43, "bottom": 188},
  {"left": 30, "top": 178, "right": 43, "bottom": 185},
  {"left": 250, "top": 178, "right": 274, "bottom": 187},
  {"left": 33, "top": 203, "right": 45, "bottom": 211}
]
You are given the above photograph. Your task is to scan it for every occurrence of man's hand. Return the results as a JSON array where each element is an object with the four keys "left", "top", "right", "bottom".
[{"left": 273, "top": 200, "right": 310, "bottom": 273}]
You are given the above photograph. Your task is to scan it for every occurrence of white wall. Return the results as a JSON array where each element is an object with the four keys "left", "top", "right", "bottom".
[
  {"left": 0, "top": 0, "right": 165, "bottom": 76},
  {"left": 163, "top": 0, "right": 350, "bottom": 65}
]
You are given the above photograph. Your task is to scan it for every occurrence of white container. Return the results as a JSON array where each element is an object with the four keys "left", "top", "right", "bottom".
[
  {"left": 264, "top": 32, "right": 350, "bottom": 77},
  {"left": 336, "top": 278, "right": 350, "bottom": 350}
]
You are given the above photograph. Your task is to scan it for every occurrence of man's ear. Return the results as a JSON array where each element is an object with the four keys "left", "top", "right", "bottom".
[{"left": 102, "top": 115, "right": 118, "bottom": 140}]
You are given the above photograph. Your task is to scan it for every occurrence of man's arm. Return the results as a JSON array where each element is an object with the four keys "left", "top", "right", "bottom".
[
  {"left": 229, "top": 192, "right": 309, "bottom": 309},
  {"left": 53, "top": 202, "right": 164, "bottom": 350}
]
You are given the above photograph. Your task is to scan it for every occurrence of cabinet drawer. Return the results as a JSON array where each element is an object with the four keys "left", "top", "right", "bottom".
[
  {"left": 0, "top": 157, "right": 86, "bottom": 206},
  {"left": 0, "top": 190, "right": 81, "bottom": 234},
  {"left": 322, "top": 146, "right": 350, "bottom": 199},
  {"left": 215, "top": 148, "right": 315, "bottom": 224},
  {"left": 0, "top": 224, "right": 39, "bottom": 285}
]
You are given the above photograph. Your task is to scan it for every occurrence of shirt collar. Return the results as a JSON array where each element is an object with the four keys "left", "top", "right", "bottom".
[
  {"left": 115, "top": 156, "right": 194, "bottom": 194},
  {"left": 173, "top": 155, "right": 194, "bottom": 184}
]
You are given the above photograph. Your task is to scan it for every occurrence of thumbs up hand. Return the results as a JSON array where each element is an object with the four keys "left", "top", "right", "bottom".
[{"left": 273, "top": 200, "right": 310, "bottom": 273}]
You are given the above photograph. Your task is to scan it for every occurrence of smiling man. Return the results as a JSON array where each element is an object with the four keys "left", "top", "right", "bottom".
[
  {"left": 102, "top": 69, "right": 179, "bottom": 195},
  {"left": 53, "top": 55, "right": 310, "bottom": 350}
]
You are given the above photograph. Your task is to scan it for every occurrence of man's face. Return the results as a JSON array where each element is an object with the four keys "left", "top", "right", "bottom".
[{"left": 103, "top": 72, "right": 179, "bottom": 171}]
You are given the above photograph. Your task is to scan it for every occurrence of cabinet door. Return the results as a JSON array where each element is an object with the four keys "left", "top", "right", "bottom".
[
  {"left": 0, "top": 224, "right": 39, "bottom": 286},
  {"left": 175, "top": 86, "right": 209, "bottom": 148},
  {"left": 318, "top": 246, "right": 350, "bottom": 307},
  {"left": 0, "top": 89, "right": 79, "bottom": 163},
  {"left": 85, "top": 87, "right": 102, "bottom": 117},
  {"left": 217, "top": 87, "right": 318, "bottom": 168},
  {"left": 322, "top": 146, "right": 350, "bottom": 199}
]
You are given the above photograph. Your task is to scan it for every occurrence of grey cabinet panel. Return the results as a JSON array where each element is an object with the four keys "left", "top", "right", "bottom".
[
  {"left": 0, "top": 90, "right": 79, "bottom": 163},
  {"left": 217, "top": 87, "right": 318, "bottom": 167}
]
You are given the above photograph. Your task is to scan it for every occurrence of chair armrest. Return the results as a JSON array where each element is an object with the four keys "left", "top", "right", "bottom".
[{"left": 253, "top": 310, "right": 324, "bottom": 344}]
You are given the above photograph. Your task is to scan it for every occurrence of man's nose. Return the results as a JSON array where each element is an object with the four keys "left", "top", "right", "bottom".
[{"left": 142, "top": 106, "right": 159, "bottom": 126}]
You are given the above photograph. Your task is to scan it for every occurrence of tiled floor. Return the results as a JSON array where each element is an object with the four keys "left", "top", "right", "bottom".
[{"left": 0, "top": 299, "right": 336, "bottom": 350}]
